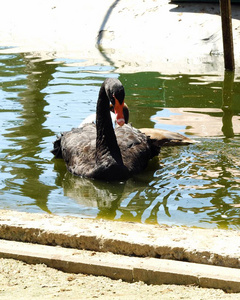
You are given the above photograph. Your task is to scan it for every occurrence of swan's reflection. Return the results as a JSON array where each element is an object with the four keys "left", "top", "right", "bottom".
[
  {"left": 53, "top": 156, "right": 164, "bottom": 221},
  {"left": 1, "top": 53, "right": 57, "bottom": 213}
]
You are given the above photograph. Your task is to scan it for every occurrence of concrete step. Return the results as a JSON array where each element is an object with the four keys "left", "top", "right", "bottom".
[{"left": 0, "top": 239, "right": 240, "bottom": 293}]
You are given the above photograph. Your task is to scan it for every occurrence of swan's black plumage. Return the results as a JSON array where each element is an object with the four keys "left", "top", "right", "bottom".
[{"left": 52, "top": 78, "right": 161, "bottom": 181}]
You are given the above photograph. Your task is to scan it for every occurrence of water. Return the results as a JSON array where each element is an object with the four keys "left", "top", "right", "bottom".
[{"left": 1, "top": 51, "right": 240, "bottom": 229}]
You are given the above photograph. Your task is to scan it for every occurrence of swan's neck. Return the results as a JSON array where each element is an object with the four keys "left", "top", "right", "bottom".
[{"left": 96, "top": 86, "right": 123, "bottom": 164}]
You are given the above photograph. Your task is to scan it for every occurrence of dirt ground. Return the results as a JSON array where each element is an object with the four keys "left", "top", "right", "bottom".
[{"left": 0, "top": 258, "right": 240, "bottom": 300}]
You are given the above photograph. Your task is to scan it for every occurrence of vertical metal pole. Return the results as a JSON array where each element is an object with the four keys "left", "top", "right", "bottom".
[
  {"left": 221, "top": 71, "right": 234, "bottom": 138},
  {"left": 219, "top": 0, "right": 235, "bottom": 71}
]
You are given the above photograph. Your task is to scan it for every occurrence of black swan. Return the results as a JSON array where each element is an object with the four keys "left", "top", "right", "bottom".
[{"left": 51, "top": 78, "right": 162, "bottom": 181}]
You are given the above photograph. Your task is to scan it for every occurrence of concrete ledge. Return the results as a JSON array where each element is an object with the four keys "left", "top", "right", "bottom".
[
  {"left": 0, "top": 239, "right": 240, "bottom": 293},
  {"left": 0, "top": 210, "right": 240, "bottom": 269}
]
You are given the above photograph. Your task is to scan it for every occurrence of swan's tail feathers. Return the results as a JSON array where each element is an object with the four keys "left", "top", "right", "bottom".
[
  {"left": 140, "top": 128, "right": 198, "bottom": 147},
  {"left": 150, "top": 138, "right": 168, "bottom": 158},
  {"left": 51, "top": 136, "right": 63, "bottom": 158}
]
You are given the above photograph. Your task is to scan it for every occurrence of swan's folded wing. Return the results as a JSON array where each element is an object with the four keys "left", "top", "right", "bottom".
[
  {"left": 60, "top": 125, "right": 96, "bottom": 176},
  {"left": 115, "top": 124, "right": 158, "bottom": 174}
]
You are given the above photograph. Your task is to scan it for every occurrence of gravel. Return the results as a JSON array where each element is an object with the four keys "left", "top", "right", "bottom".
[{"left": 1, "top": 258, "right": 240, "bottom": 300}]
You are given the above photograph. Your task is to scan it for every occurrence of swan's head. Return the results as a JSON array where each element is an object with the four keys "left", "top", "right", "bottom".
[
  {"left": 105, "top": 78, "right": 125, "bottom": 126},
  {"left": 110, "top": 103, "right": 129, "bottom": 124}
]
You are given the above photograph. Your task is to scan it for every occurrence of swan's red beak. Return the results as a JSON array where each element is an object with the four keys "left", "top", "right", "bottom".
[{"left": 114, "top": 97, "right": 125, "bottom": 126}]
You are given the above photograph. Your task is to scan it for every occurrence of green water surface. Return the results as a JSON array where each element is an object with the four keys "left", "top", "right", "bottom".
[{"left": 1, "top": 51, "right": 240, "bottom": 229}]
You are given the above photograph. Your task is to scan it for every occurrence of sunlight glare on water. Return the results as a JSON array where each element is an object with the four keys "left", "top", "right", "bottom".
[{"left": 1, "top": 52, "right": 240, "bottom": 229}]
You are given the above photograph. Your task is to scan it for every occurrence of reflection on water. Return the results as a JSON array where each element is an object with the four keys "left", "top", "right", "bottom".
[
  {"left": 1, "top": 53, "right": 57, "bottom": 213},
  {"left": 1, "top": 51, "right": 240, "bottom": 229}
]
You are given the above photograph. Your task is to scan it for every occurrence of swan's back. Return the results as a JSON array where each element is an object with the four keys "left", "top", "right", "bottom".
[
  {"left": 52, "top": 123, "right": 160, "bottom": 180},
  {"left": 115, "top": 124, "right": 159, "bottom": 174}
]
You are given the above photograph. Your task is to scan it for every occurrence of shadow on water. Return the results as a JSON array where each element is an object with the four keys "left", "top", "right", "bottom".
[{"left": 1, "top": 52, "right": 240, "bottom": 229}]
